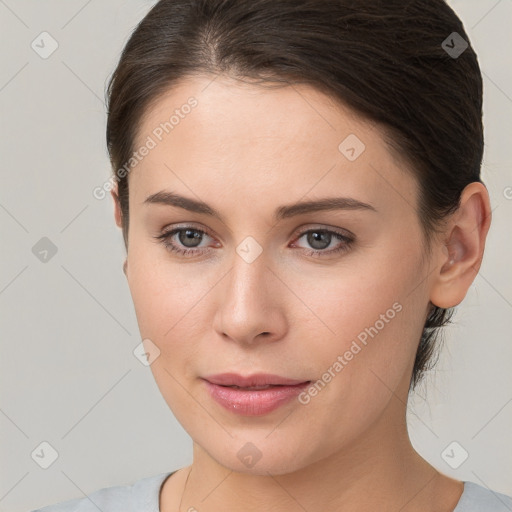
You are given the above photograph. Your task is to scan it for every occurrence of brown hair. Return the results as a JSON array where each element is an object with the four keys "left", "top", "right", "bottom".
[{"left": 105, "top": 0, "right": 484, "bottom": 390}]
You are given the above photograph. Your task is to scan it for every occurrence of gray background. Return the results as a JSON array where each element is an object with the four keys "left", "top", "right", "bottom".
[{"left": 0, "top": 1, "right": 511, "bottom": 511}]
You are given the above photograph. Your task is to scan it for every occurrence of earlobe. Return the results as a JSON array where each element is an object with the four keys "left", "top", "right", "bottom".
[{"left": 429, "top": 182, "right": 492, "bottom": 309}]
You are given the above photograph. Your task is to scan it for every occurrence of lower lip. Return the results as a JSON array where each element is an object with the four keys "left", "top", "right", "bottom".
[{"left": 203, "top": 380, "right": 311, "bottom": 416}]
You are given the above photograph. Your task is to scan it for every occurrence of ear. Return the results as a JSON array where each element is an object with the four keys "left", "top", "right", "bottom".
[
  {"left": 429, "top": 182, "right": 492, "bottom": 309},
  {"left": 111, "top": 184, "right": 123, "bottom": 229}
]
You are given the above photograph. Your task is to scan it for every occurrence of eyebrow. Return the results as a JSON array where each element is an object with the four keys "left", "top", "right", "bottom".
[{"left": 143, "top": 190, "right": 377, "bottom": 221}]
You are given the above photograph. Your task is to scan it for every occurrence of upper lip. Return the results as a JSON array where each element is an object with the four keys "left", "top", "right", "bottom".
[{"left": 202, "top": 373, "right": 310, "bottom": 387}]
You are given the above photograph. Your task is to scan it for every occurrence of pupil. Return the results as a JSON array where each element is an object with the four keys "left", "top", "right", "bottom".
[
  {"left": 179, "top": 229, "right": 202, "bottom": 247},
  {"left": 308, "top": 231, "right": 330, "bottom": 250}
]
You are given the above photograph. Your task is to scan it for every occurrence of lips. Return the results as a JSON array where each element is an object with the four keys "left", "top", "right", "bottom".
[
  {"left": 202, "top": 375, "right": 312, "bottom": 415},
  {"left": 202, "top": 372, "right": 310, "bottom": 388}
]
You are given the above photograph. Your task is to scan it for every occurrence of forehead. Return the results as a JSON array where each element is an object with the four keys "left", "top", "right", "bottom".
[
  {"left": 129, "top": 74, "right": 417, "bottom": 214},
  {"left": 136, "top": 74, "right": 370, "bottom": 151}
]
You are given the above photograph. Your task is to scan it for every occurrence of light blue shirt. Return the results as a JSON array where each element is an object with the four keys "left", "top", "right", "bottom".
[{"left": 31, "top": 472, "right": 512, "bottom": 512}]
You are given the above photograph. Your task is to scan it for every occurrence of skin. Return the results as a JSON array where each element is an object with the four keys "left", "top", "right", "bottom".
[{"left": 111, "top": 74, "right": 491, "bottom": 511}]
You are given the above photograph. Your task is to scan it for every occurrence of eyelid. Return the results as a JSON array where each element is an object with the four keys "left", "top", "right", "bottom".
[
  {"left": 291, "top": 224, "right": 354, "bottom": 240},
  {"left": 160, "top": 222, "right": 215, "bottom": 240}
]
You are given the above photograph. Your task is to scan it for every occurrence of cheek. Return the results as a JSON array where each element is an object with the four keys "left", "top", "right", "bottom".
[
  {"left": 130, "top": 271, "right": 203, "bottom": 341},
  {"left": 289, "top": 264, "right": 426, "bottom": 452},
  {"left": 298, "top": 244, "right": 427, "bottom": 397},
  {"left": 127, "top": 255, "right": 214, "bottom": 413},
  {"left": 128, "top": 235, "right": 199, "bottom": 324},
  {"left": 296, "top": 259, "right": 407, "bottom": 348},
  {"left": 127, "top": 246, "right": 219, "bottom": 371}
]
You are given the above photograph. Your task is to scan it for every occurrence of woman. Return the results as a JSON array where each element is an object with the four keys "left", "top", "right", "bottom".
[{"left": 33, "top": 0, "right": 512, "bottom": 510}]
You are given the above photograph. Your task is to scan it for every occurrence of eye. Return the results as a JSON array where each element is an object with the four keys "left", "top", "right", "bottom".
[
  {"left": 154, "top": 225, "right": 354, "bottom": 259},
  {"left": 154, "top": 226, "right": 217, "bottom": 257},
  {"left": 291, "top": 228, "right": 354, "bottom": 257}
]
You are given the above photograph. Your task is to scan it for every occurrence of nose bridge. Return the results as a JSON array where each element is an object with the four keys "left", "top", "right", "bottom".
[
  {"left": 226, "top": 230, "right": 271, "bottom": 300},
  {"left": 226, "top": 246, "right": 271, "bottom": 317},
  {"left": 214, "top": 243, "right": 286, "bottom": 344}
]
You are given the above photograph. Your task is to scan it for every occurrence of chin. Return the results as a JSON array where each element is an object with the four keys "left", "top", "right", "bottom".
[{"left": 196, "top": 432, "right": 327, "bottom": 477}]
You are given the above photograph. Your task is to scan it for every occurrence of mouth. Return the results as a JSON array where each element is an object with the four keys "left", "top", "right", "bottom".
[{"left": 201, "top": 374, "right": 312, "bottom": 416}]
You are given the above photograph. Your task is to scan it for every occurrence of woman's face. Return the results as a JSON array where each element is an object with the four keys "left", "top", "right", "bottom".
[{"left": 118, "top": 74, "right": 437, "bottom": 474}]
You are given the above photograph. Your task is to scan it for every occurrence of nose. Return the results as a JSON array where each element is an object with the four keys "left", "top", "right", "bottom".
[{"left": 213, "top": 250, "right": 288, "bottom": 347}]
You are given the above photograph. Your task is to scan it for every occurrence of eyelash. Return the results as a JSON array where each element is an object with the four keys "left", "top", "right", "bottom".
[{"left": 154, "top": 226, "right": 354, "bottom": 258}]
